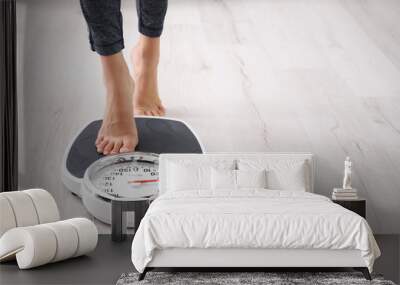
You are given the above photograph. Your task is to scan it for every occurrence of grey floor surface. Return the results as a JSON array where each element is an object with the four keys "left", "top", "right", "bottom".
[{"left": 1, "top": 235, "right": 399, "bottom": 285}]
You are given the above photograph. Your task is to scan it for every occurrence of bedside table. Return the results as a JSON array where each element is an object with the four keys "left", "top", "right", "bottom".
[{"left": 332, "top": 198, "right": 366, "bottom": 218}]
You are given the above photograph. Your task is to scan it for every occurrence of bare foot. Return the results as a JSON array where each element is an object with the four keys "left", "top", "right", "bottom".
[
  {"left": 96, "top": 53, "right": 138, "bottom": 155},
  {"left": 131, "top": 36, "right": 165, "bottom": 116}
]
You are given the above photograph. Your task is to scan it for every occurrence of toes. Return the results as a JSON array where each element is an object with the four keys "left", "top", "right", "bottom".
[
  {"left": 157, "top": 103, "right": 165, "bottom": 111},
  {"left": 97, "top": 137, "right": 133, "bottom": 155},
  {"left": 95, "top": 136, "right": 104, "bottom": 146},
  {"left": 134, "top": 106, "right": 165, "bottom": 117},
  {"left": 120, "top": 139, "right": 137, "bottom": 153},
  {"left": 135, "top": 109, "right": 146, "bottom": 116},
  {"left": 119, "top": 147, "right": 130, "bottom": 153},
  {"left": 158, "top": 106, "right": 165, "bottom": 116},
  {"left": 110, "top": 141, "right": 122, "bottom": 155},
  {"left": 103, "top": 141, "right": 115, "bottom": 155},
  {"left": 96, "top": 126, "right": 105, "bottom": 145},
  {"left": 150, "top": 110, "right": 159, "bottom": 116},
  {"left": 153, "top": 106, "right": 165, "bottom": 116},
  {"left": 97, "top": 139, "right": 108, "bottom": 153}
]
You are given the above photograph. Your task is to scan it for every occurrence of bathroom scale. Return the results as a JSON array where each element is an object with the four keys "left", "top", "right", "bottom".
[{"left": 61, "top": 116, "right": 204, "bottom": 224}]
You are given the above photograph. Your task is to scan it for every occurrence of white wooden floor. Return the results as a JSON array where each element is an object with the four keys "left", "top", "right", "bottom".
[{"left": 17, "top": 0, "right": 400, "bottom": 234}]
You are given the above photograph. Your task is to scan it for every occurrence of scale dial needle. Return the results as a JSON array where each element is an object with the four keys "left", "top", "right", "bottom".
[{"left": 128, "top": 179, "right": 159, "bottom": 184}]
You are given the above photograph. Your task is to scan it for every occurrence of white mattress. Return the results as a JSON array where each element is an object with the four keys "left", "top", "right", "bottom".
[{"left": 131, "top": 190, "right": 380, "bottom": 273}]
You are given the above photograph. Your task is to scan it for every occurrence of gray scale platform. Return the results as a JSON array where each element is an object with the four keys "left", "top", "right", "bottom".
[{"left": 66, "top": 117, "right": 203, "bottom": 179}]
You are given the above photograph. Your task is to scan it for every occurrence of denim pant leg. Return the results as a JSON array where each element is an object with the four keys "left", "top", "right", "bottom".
[
  {"left": 80, "top": 0, "right": 168, "bottom": 55},
  {"left": 136, "top": 0, "right": 168, "bottom": 38},
  {"left": 80, "top": 0, "right": 124, "bottom": 56}
]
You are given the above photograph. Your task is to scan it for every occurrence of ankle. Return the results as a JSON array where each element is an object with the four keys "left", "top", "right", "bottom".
[
  {"left": 133, "top": 38, "right": 160, "bottom": 69},
  {"left": 105, "top": 71, "right": 132, "bottom": 87},
  {"left": 134, "top": 49, "right": 159, "bottom": 70},
  {"left": 137, "top": 35, "right": 160, "bottom": 54},
  {"left": 104, "top": 97, "right": 133, "bottom": 120}
]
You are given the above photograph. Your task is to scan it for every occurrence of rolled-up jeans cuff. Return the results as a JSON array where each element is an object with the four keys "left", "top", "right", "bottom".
[
  {"left": 138, "top": 25, "right": 163, "bottom": 38},
  {"left": 90, "top": 39, "right": 125, "bottom": 56}
]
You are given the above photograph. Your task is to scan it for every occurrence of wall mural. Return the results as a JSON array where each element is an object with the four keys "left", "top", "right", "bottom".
[{"left": 16, "top": 0, "right": 400, "bottom": 234}]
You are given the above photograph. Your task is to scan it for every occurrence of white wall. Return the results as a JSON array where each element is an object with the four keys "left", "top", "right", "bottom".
[{"left": 17, "top": 0, "right": 400, "bottom": 233}]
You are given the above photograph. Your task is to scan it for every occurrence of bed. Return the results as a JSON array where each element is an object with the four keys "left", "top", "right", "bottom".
[{"left": 131, "top": 153, "right": 380, "bottom": 280}]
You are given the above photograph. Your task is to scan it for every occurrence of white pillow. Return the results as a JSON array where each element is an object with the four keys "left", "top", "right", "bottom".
[
  {"left": 267, "top": 166, "right": 306, "bottom": 191},
  {"left": 166, "top": 162, "right": 211, "bottom": 192},
  {"left": 238, "top": 159, "right": 308, "bottom": 191},
  {"left": 236, "top": 169, "right": 267, "bottom": 189},
  {"left": 211, "top": 168, "right": 236, "bottom": 190}
]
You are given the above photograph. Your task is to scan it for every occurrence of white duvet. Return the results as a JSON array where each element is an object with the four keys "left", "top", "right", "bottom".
[{"left": 131, "top": 190, "right": 380, "bottom": 273}]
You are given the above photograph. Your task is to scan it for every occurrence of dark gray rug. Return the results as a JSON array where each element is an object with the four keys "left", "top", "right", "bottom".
[{"left": 116, "top": 272, "right": 396, "bottom": 285}]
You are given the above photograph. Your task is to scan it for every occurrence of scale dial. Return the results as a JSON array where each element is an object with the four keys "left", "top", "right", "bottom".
[{"left": 83, "top": 152, "right": 159, "bottom": 201}]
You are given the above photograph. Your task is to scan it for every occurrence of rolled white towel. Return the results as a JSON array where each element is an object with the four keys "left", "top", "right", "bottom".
[
  {"left": 0, "top": 191, "right": 40, "bottom": 228},
  {"left": 0, "top": 218, "right": 98, "bottom": 269},
  {"left": 24, "top": 189, "right": 60, "bottom": 224},
  {"left": 0, "top": 189, "right": 60, "bottom": 237},
  {"left": 0, "top": 196, "right": 17, "bottom": 237}
]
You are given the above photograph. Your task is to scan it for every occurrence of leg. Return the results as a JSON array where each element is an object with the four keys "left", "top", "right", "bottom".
[
  {"left": 80, "top": 0, "right": 138, "bottom": 155},
  {"left": 131, "top": 0, "right": 168, "bottom": 116},
  {"left": 354, "top": 267, "right": 372, "bottom": 280},
  {"left": 111, "top": 200, "right": 127, "bottom": 242},
  {"left": 361, "top": 268, "right": 372, "bottom": 280},
  {"left": 138, "top": 267, "right": 148, "bottom": 281},
  {"left": 134, "top": 200, "right": 149, "bottom": 233},
  {"left": 96, "top": 53, "right": 138, "bottom": 154}
]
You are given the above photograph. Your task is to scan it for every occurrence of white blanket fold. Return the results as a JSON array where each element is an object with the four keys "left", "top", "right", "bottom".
[{"left": 131, "top": 190, "right": 380, "bottom": 273}]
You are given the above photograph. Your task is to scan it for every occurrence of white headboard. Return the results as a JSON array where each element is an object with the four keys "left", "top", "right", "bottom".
[{"left": 159, "top": 152, "right": 315, "bottom": 194}]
